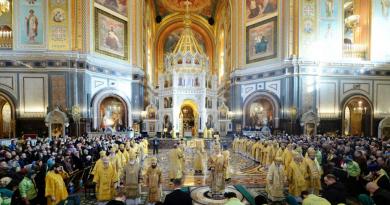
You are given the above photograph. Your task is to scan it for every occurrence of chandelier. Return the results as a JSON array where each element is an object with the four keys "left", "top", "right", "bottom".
[{"left": 0, "top": 0, "right": 10, "bottom": 16}]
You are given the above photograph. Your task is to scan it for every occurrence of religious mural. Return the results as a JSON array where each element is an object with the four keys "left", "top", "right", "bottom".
[
  {"left": 244, "top": 99, "right": 274, "bottom": 130},
  {"left": 16, "top": 0, "right": 46, "bottom": 49},
  {"left": 156, "top": 0, "right": 217, "bottom": 18},
  {"left": 99, "top": 97, "right": 126, "bottom": 132},
  {"left": 164, "top": 28, "right": 206, "bottom": 54},
  {"left": 246, "top": 16, "right": 277, "bottom": 63},
  {"left": 95, "top": 0, "right": 127, "bottom": 17},
  {"left": 48, "top": 0, "right": 70, "bottom": 50},
  {"left": 95, "top": 8, "right": 128, "bottom": 60},
  {"left": 246, "top": 0, "right": 278, "bottom": 24}
]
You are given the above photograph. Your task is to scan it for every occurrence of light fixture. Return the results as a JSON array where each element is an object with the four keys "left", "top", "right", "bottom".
[{"left": 0, "top": 0, "right": 10, "bottom": 16}]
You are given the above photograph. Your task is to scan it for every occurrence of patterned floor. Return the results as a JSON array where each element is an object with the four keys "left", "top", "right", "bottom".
[{"left": 80, "top": 147, "right": 267, "bottom": 204}]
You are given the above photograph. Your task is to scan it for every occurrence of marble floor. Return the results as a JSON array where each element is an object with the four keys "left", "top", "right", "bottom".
[{"left": 80, "top": 148, "right": 267, "bottom": 204}]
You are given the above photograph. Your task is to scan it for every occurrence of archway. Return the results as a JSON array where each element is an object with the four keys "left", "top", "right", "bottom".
[
  {"left": 342, "top": 95, "right": 373, "bottom": 136},
  {"left": 91, "top": 89, "right": 132, "bottom": 131},
  {"left": 98, "top": 96, "right": 128, "bottom": 132},
  {"left": 0, "top": 92, "right": 15, "bottom": 138},
  {"left": 243, "top": 92, "right": 280, "bottom": 130},
  {"left": 179, "top": 100, "right": 199, "bottom": 137}
]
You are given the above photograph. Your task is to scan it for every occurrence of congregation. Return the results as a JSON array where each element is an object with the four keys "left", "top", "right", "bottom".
[
  {"left": 0, "top": 133, "right": 389, "bottom": 205},
  {"left": 233, "top": 135, "right": 390, "bottom": 205}
]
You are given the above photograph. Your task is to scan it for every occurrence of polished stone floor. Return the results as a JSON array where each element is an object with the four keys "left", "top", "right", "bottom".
[{"left": 80, "top": 147, "right": 266, "bottom": 204}]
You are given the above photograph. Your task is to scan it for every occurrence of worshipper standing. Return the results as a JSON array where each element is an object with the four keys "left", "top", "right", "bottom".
[
  {"left": 152, "top": 137, "right": 160, "bottom": 155},
  {"left": 322, "top": 174, "right": 346, "bottom": 205},
  {"left": 93, "top": 156, "right": 118, "bottom": 205},
  {"left": 18, "top": 168, "right": 37, "bottom": 205},
  {"left": 287, "top": 151, "right": 306, "bottom": 198},
  {"left": 45, "top": 163, "right": 68, "bottom": 205},
  {"left": 343, "top": 156, "right": 361, "bottom": 196},
  {"left": 33, "top": 159, "right": 47, "bottom": 205},
  {"left": 223, "top": 192, "right": 244, "bottom": 205},
  {"left": 367, "top": 163, "right": 390, "bottom": 190},
  {"left": 163, "top": 179, "right": 192, "bottom": 205},
  {"left": 122, "top": 152, "right": 142, "bottom": 205},
  {"left": 365, "top": 182, "right": 390, "bottom": 205},
  {"left": 303, "top": 147, "right": 322, "bottom": 195},
  {"left": 145, "top": 157, "right": 162, "bottom": 205},
  {"left": 168, "top": 144, "right": 184, "bottom": 182},
  {"left": 266, "top": 157, "right": 285, "bottom": 202}
]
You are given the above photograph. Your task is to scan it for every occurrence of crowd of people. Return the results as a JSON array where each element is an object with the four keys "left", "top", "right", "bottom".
[
  {"left": 1, "top": 132, "right": 390, "bottom": 205},
  {"left": 0, "top": 135, "right": 151, "bottom": 205},
  {"left": 233, "top": 135, "right": 390, "bottom": 205}
]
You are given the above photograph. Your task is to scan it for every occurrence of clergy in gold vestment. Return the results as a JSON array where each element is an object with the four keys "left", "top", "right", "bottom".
[
  {"left": 45, "top": 163, "right": 69, "bottom": 205},
  {"left": 145, "top": 157, "right": 162, "bottom": 204},
  {"left": 208, "top": 147, "right": 227, "bottom": 196},
  {"left": 168, "top": 144, "right": 184, "bottom": 181},
  {"left": 222, "top": 145, "right": 231, "bottom": 180},
  {"left": 93, "top": 157, "right": 118, "bottom": 203},
  {"left": 304, "top": 147, "right": 322, "bottom": 195},
  {"left": 287, "top": 151, "right": 306, "bottom": 197},
  {"left": 91, "top": 151, "right": 107, "bottom": 175},
  {"left": 122, "top": 152, "right": 142, "bottom": 205},
  {"left": 266, "top": 157, "right": 285, "bottom": 202},
  {"left": 283, "top": 144, "right": 294, "bottom": 172},
  {"left": 193, "top": 139, "right": 206, "bottom": 174}
]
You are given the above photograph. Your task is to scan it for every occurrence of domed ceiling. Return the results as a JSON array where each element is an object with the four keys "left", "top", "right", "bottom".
[{"left": 154, "top": 0, "right": 219, "bottom": 18}]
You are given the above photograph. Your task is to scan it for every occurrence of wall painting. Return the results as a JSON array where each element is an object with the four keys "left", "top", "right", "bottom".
[
  {"left": 95, "top": 0, "right": 127, "bottom": 17},
  {"left": 95, "top": 8, "right": 128, "bottom": 60},
  {"left": 15, "top": 0, "right": 46, "bottom": 50},
  {"left": 48, "top": 0, "right": 70, "bottom": 50},
  {"left": 246, "top": 0, "right": 278, "bottom": 25},
  {"left": 246, "top": 16, "right": 277, "bottom": 64}
]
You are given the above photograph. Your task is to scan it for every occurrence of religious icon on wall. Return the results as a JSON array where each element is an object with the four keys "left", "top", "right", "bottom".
[
  {"left": 246, "top": 16, "right": 277, "bottom": 64},
  {"left": 51, "top": 123, "right": 63, "bottom": 138},
  {"left": 246, "top": 0, "right": 278, "bottom": 24},
  {"left": 25, "top": 9, "right": 39, "bottom": 43},
  {"left": 99, "top": 97, "right": 125, "bottom": 132},
  {"left": 52, "top": 8, "right": 65, "bottom": 23},
  {"left": 95, "top": 8, "right": 128, "bottom": 60},
  {"left": 95, "top": 0, "right": 128, "bottom": 17},
  {"left": 16, "top": 0, "right": 46, "bottom": 49}
]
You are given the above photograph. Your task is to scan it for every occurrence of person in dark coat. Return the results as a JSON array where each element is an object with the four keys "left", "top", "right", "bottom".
[
  {"left": 322, "top": 174, "right": 347, "bottom": 205},
  {"left": 163, "top": 179, "right": 192, "bottom": 205},
  {"left": 366, "top": 182, "right": 390, "bottom": 205},
  {"left": 106, "top": 190, "right": 126, "bottom": 205}
]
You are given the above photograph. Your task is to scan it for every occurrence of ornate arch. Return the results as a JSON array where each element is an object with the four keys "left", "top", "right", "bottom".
[
  {"left": 243, "top": 91, "right": 281, "bottom": 128},
  {"left": 155, "top": 13, "right": 216, "bottom": 84},
  {"left": 341, "top": 94, "right": 373, "bottom": 136},
  {"left": 91, "top": 88, "right": 132, "bottom": 130},
  {"left": 0, "top": 91, "right": 16, "bottom": 138}
]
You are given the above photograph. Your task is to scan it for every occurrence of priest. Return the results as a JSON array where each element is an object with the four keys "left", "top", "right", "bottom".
[
  {"left": 93, "top": 156, "right": 118, "bottom": 204},
  {"left": 145, "top": 157, "right": 162, "bottom": 205}
]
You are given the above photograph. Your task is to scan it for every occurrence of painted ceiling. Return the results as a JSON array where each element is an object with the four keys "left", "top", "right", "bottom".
[{"left": 154, "top": 0, "right": 219, "bottom": 18}]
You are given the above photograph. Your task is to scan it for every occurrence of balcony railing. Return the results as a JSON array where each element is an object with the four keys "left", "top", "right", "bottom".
[{"left": 343, "top": 43, "right": 367, "bottom": 60}]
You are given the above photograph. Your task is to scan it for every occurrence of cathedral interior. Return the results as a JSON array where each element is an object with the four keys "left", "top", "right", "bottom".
[{"left": 1, "top": 0, "right": 390, "bottom": 204}]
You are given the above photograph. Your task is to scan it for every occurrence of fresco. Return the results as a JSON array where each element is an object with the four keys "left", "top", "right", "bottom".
[
  {"left": 17, "top": 0, "right": 45, "bottom": 49},
  {"left": 95, "top": 8, "right": 128, "bottom": 60},
  {"left": 246, "top": 16, "right": 277, "bottom": 63},
  {"left": 95, "top": 0, "right": 127, "bottom": 17},
  {"left": 246, "top": 0, "right": 278, "bottom": 24}
]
